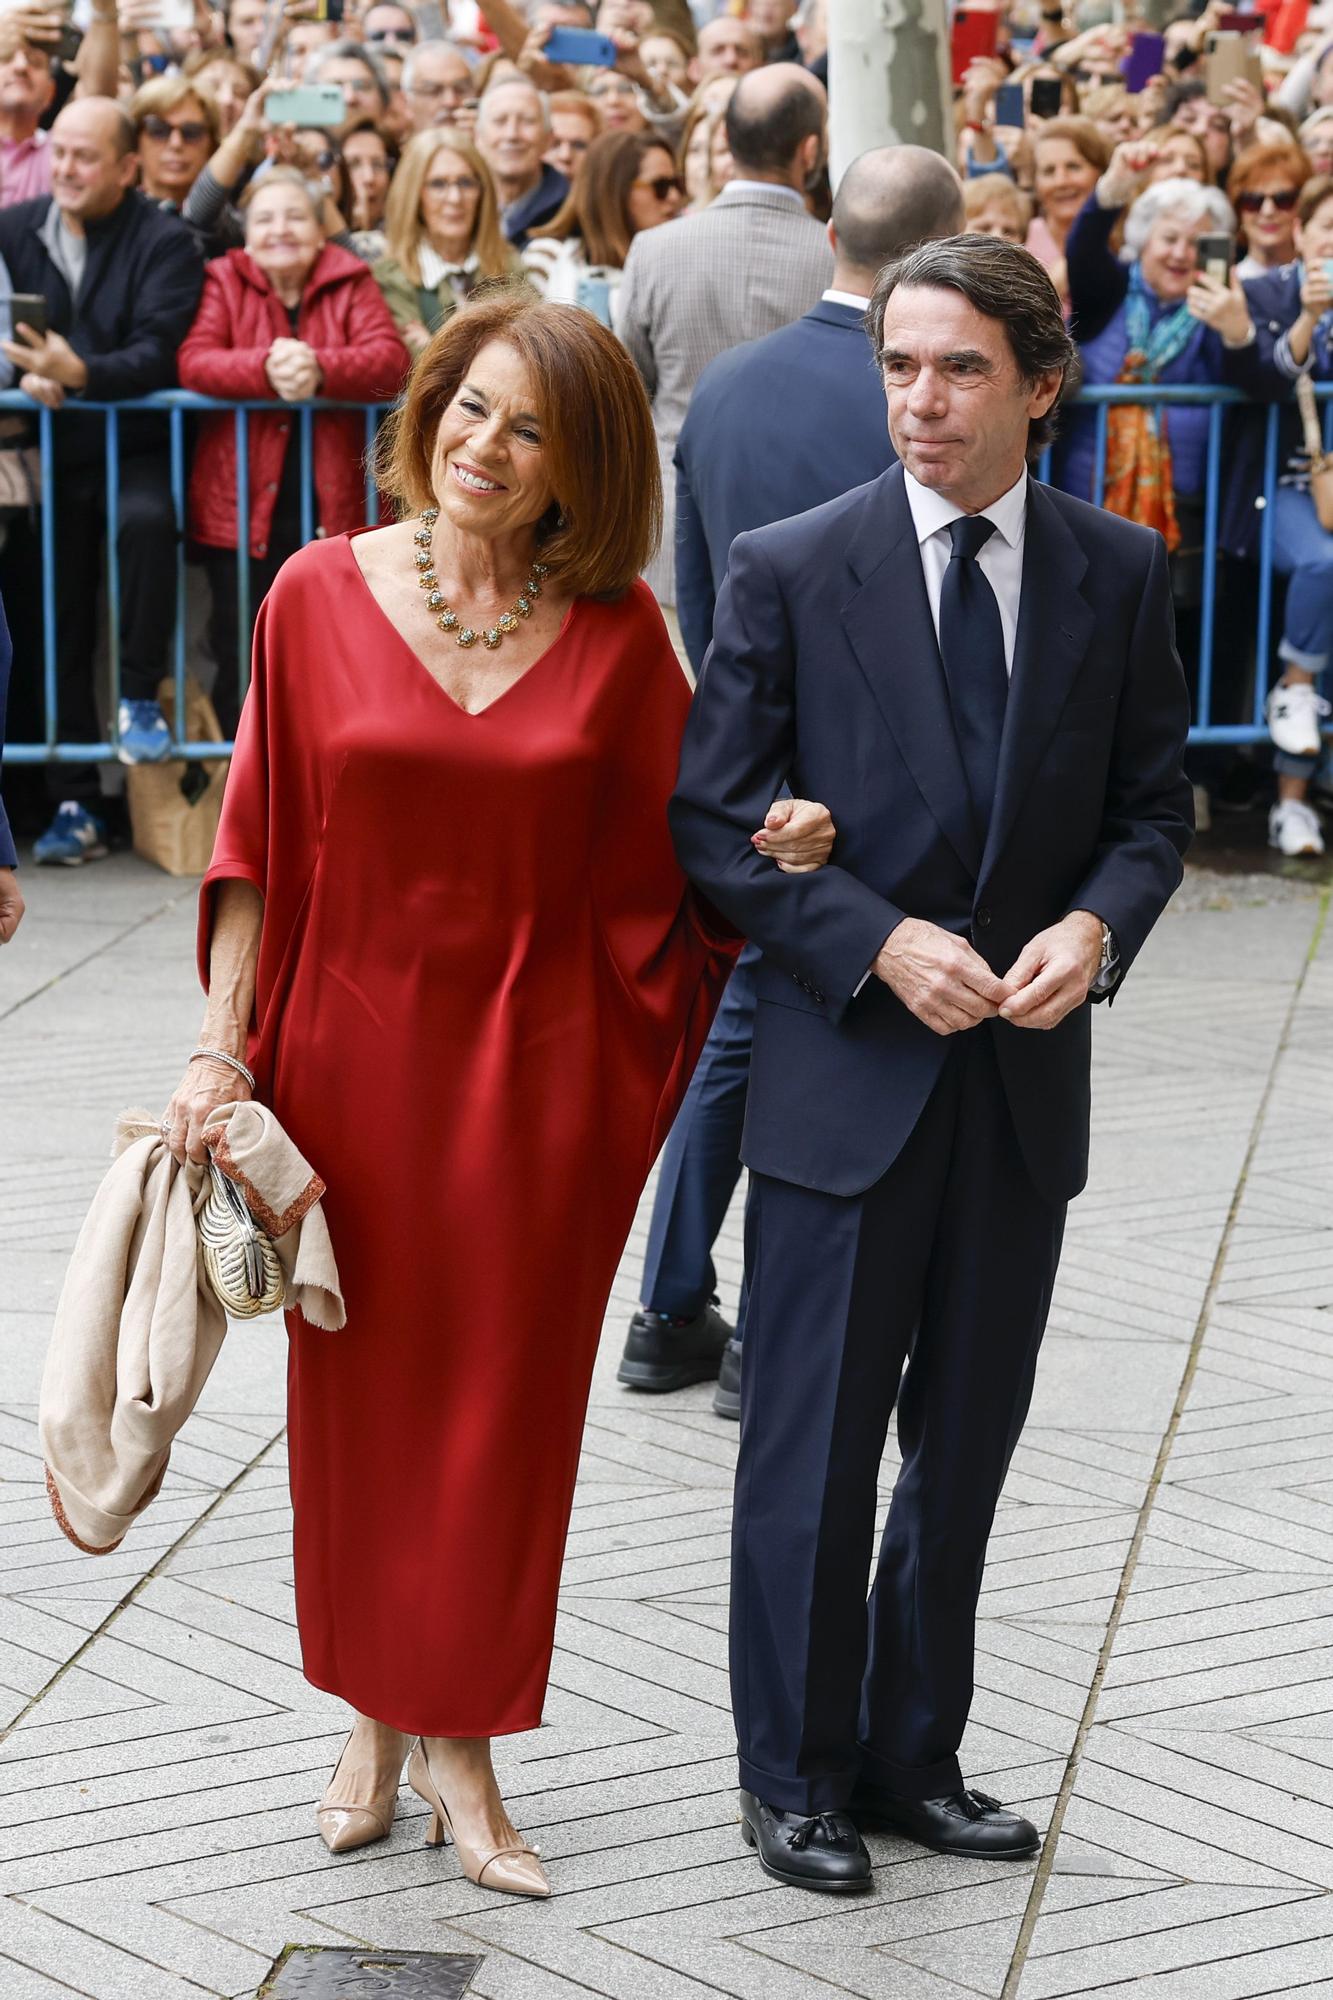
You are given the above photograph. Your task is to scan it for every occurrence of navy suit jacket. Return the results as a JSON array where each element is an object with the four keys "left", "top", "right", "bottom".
[
  {"left": 673, "top": 298, "right": 896, "bottom": 673},
  {"left": 669, "top": 465, "right": 1194, "bottom": 1205},
  {"left": 0, "top": 591, "right": 15, "bottom": 870}
]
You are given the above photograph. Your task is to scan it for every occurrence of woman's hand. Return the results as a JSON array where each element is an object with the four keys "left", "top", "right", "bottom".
[
  {"left": 265, "top": 337, "right": 321, "bottom": 401},
  {"left": 161, "top": 1055, "right": 252, "bottom": 1165},
  {"left": 751, "top": 798, "right": 836, "bottom": 874},
  {"left": 1222, "top": 75, "right": 1263, "bottom": 151},
  {"left": 1187, "top": 269, "right": 1253, "bottom": 345},
  {"left": 1097, "top": 139, "right": 1157, "bottom": 211}
]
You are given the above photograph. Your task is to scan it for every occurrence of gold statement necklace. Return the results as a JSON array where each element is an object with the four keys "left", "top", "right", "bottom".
[{"left": 413, "top": 505, "right": 549, "bottom": 651}]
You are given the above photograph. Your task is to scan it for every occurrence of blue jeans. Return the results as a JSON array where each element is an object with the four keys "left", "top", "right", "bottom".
[
  {"left": 639, "top": 944, "right": 756, "bottom": 1340},
  {"left": 1270, "top": 484, "right": 1333, "bottom": 779}
]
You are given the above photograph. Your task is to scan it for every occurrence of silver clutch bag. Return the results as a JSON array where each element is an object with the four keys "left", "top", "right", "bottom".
[{"left": 198, "top": 1161, "right": 286, "bottom": 1318}]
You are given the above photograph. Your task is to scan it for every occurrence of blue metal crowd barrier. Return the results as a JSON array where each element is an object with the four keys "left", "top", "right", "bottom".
[
  {"left": 0, "top": 381, "right": 1327, "bottom": 763},
  {"left": 0, "top": 388, "right": 385, "bottom": 765}
]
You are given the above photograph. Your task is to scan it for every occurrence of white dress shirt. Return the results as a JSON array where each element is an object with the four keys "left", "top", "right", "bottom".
[
  {"left": 821, "top": 287, "right": 871, "bottom": 311},
  {"left": 902, "top": 465, "right": 1029, "bottom": 676}
]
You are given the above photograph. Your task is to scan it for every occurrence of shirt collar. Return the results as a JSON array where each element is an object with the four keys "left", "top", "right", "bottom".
[
  {"left": 902, "top": 465, "right": 1029, "bottom": 550},
  {"left": 719, "top": 178, "right": 806, "bottom": 205},
  {"left": 822, "top": 287, "right": 870, "bottom": 310}
]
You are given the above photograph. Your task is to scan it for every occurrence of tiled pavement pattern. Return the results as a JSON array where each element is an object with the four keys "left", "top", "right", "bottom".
[{"left": 1, "top": 854, "right": 1331, "bottom": 2000}]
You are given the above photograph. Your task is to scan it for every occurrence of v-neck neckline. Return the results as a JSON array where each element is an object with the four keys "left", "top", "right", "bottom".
[{"left": 343, "top": 529, "right": 577, "bottom": 719}]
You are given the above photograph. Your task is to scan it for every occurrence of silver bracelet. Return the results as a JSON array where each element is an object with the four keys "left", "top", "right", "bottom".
[{"left": 190, "top": 1046, "right": 256, "bottom": 1091}]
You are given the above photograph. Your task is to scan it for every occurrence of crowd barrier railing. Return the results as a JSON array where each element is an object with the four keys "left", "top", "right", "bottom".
[{"left": 0, "top": 381, "right": 1326, "bottom": 763}]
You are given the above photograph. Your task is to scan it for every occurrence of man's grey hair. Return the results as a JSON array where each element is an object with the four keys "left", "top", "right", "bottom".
[
  {"left": 1122, "top": 176, "right": 1235, "bottom": 261},
  {"left": 832, "top": 146, "right": 964, "bottom": 274},
  {"left": 867, "top": 234, "right": 1078, "bottom": 459},
  {"left": 477, "top": 73, "right": 551, "bottom": 132},
  {"left": 401, "top": 37, "right": 476, "bottom": 92},
  {"left": 306, "top": 39, "right": 391, "bottom": 110}
]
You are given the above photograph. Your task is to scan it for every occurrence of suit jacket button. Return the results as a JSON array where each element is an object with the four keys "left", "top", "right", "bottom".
[{"left": 975, "top": 906, "right": 992, "bottom": 929}]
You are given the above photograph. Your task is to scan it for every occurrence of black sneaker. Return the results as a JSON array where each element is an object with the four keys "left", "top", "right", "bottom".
[
  {"left": 712, "top": 1336, "right": 741, "bottom": 1420},
  {"left": 617, "top": 1303, "right": 732, "bottom": 1392}
]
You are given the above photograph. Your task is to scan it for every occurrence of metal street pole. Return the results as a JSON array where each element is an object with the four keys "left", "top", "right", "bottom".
[{"left": 827, "top": 0, "right": 954, "bottom": 186}]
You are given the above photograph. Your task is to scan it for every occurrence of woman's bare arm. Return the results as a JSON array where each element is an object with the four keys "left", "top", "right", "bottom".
[{"left": 163, "top": 879, "right": 264, "bottom": 1163}]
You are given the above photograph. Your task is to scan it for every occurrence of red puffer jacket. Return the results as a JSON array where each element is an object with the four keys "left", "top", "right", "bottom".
[{"left": 179, "top": 243, "right": 409, "bottom": 558}]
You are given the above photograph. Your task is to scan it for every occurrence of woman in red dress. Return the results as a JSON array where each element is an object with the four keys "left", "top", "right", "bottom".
[{"left": 161, "top": 293, "right": 834, "bottom": 1900}]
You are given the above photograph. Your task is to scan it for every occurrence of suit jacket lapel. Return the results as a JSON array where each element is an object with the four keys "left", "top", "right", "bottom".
[
  {"left": 841, "top": 466, "right": 982, "bottom": 879},
  {"left": 981, "top": 479, "right": 1096, "bottom": 881}
]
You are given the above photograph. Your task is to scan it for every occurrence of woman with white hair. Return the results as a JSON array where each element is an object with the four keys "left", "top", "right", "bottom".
[{"left": 1055, "top": 139, "right": 1250, "bottom": 551}]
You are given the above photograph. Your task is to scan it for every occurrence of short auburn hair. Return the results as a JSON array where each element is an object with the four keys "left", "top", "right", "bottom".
[
  {"left": 377, "top": 292, "right": 661, "bottom": 599},
  {"left": 1227, "top": 139, "right": 1311, "bottom": 208}
]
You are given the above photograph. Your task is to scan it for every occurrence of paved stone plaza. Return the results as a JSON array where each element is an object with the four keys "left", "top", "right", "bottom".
[{"left": 1, "top": 850, "right": 1331, "bottom": 2000}]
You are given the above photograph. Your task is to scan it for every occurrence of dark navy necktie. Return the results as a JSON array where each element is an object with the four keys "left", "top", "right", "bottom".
[{"left": 938, "top": 514, "right": 1009, "bottom": 841}]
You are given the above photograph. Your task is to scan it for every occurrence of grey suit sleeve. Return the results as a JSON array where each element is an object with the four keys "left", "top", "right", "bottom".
[{"left": 618, "top": 238, "right": 656, "bottom": 397}]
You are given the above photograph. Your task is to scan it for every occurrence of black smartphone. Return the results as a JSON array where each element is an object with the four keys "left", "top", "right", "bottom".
[
  {"left": 10, "top": 293, "right": 47, "bottom": 339},
  {"left": 1196, "top": 232, "right": 1234, "bottom": 284},
  {"left": 1029, "top": 74, "right": 1064, "bottom": 118}
]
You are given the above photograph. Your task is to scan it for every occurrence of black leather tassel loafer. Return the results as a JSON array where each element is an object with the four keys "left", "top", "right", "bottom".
[
  {"left": 739, "top": 1790, "right": 872, "bottom": 1892},
  {"left": 851, "top": 1786, "right": 1039, "bottom": 1858}
]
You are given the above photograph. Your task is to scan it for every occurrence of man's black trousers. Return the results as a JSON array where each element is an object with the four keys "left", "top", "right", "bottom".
[
  {"left": 732, "top": 1024, "right": 1067, "bottom": 1814},
  {"left": 49, "top": 452, "right": 177, "bottom": 803}
]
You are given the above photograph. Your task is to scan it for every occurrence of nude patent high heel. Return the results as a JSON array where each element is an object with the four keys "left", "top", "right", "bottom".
[
  {"left": 407, "top": 1738, "right": 550, "bottom": 1899},
  {"left": 315, "top": 1730, "right": 401, "bottom": 1854}
]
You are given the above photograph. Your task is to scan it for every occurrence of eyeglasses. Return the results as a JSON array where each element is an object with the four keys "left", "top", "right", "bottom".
[
  {"left": 425, "top": 175, "right": 480, "bottom": 195},
  {"left": 634, "top": 173, "right": 684, "bottom": 199},
  {"left": 140, "top": 115, "right": 209, "bottom": 143},
  {"left": 590, "top": 78, "right": 638, "bottom": 96},
  {"left": 1237, "top": 188, "right": 1299, "bottom": 213}
]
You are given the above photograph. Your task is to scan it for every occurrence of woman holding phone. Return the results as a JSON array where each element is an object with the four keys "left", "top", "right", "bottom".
[{"left": 1221, "top": 175, "right": 1333, "bottom": 856}]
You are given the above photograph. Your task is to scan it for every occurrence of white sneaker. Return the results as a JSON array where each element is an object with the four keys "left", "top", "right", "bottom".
[
  {"left": 1267, "top": 681, "right": 1330, "bottom": 758},
  {"left": 1268, "top": 798, "right": 1326, "bottom": 857}
]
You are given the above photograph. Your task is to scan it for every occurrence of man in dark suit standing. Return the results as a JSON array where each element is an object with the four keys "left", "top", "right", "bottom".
[
  {"left": 618, "top": 146, "right": 965, "bottom": 1414},
  {"left": 670, "top": 236, "right": 1193, "bottom": 1893},
  {"left": 0, "top": 592, "right": 23, "bottom": 944}
]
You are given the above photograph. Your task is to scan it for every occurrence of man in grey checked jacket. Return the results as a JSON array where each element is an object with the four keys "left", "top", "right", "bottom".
[{"left": 618, "top": 64, "right": 833, "bottom": 605}]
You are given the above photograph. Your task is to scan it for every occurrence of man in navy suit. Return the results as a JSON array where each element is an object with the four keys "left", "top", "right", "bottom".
[
  {"left": 0, "top": 592, "right": 24, "bottom": 944},
  {"left": 671, "top": 236, "right": 1193, "bottom": 1893},
  {"left": 618, "top": 147, "right": 965, "bottom": 1415}
]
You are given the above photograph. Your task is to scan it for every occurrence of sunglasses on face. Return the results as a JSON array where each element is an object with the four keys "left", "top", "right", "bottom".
[
  {"left": 635, "top": 173, "right": 684, "bottom": 199},
  {"left": 425, "top": 175, "right": 480, "bottom": 195},
  {"left": 1237, "top": 188, "right": 1299, "bottom": 212},
  {"left": 141, "top": 114, "right": 208, "bottom": 143}
]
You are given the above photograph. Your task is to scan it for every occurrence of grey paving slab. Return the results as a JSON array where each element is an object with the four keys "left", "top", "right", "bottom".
[{"left": 1, "top": 854, "right": 1330, "bottom": 2000}]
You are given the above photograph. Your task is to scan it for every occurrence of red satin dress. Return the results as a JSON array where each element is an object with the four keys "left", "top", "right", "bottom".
[{"left": 199, "top": 535, "right": 736, "bottom": 1734}]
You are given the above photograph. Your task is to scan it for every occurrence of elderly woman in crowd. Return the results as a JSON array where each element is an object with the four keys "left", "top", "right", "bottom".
[
  {"left": 962, "top": 171, "right": 1032, "bottom": 244},
  {"left": 1220, "top": 174, "right": 1333, "bottom": 856},
  {"left": 374, "top": 129, "right": 521, "bottom": 355},
  {"left": 178, "top": 168, "right": 408, "bottom": 735},
  {"left": 306, "top": 37, "right": 392, "bottom": 136},
  {"left": 1028, "top": 116, "right": 1112, "bottom": 307},
  {"left": 1058, "top": 139, "right": 1245, "bottom": 555},
  {"left": 130, "top": 74, "right": 231, "bottom": 239},
  {"left": 523, "top": 129, "right": 682, "bottom": 327},
  {"left": 162, "top": 292, "right": 833, "bottom": 1898},
  {"left": 1228, "top": 140, "right": 1310, "bottom": 280}
]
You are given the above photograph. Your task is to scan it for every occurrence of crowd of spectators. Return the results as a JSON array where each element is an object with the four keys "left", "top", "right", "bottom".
[{"left": 0, "top": 0, "right": 1330, "bottom": 862}]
